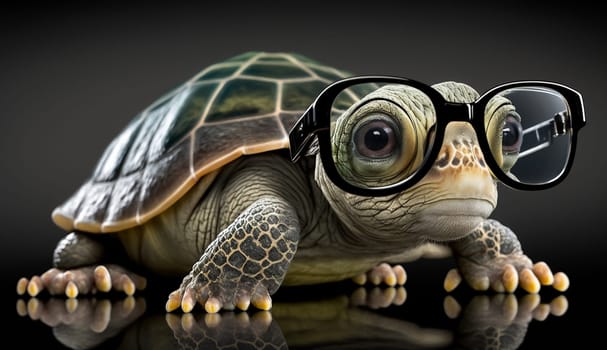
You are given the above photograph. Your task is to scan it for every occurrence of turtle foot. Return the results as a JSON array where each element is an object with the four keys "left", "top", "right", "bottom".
[
  {"left": 166, "top": 280, "right": 272, "bottom": 314},
  {"left": 349, "top": 286, "right": 407, "bottom": 309},
  {"left": 352, "top": 263, "right": 407, "bottom": 287},
  {"left": 444, "top": 261, "right": 569, "bottom": 294},
  {"left": 448, "top": 219, "right": 569, "bottom": 294},
  {"left": 17, "top": 264, "right": 146, "bottom": 298}
]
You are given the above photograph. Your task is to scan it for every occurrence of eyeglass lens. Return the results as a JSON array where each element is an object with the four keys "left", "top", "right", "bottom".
[
  {"left": 485, "top": 87, "right": 571, "bottom": 185},
  {"left": 329, "top": 83, "right": 437, "bottom": 189},
  {"left": 328, "top": 82, "right": 572, "bottom": 189}
]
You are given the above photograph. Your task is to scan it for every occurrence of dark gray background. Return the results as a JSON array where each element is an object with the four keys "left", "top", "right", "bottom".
[{"left": 2, "top": 1, "right": 605, "bottom": 347}]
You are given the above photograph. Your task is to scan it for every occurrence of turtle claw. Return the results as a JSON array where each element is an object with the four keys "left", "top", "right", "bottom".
[
  {"left": 532, "top": 261, "right": 553, "bottom": 285},
  {"left": 167, "top": 281, "right": 273, "bottom": 314},
  {"left": 17, "top": 277, "right": 29, "bottom": 295},
  {"left": 443, "top": 268, "right": 463, "bottom": 292},
  {"left": 17, "top": 264, "right": 146, "bottom": 298},
  {"left": 251, "top": 291, "right": 273, "bottom": 311},
  {"left": 235, "top": 290, "right": 251, "bottom": 311},
  {"left": 205, "top": 297, "right": 223, "bottom": 313},
  {"left": 94, "top": 266, "right": 112, "bottom": 292},
  {"left": 65, "top": 281, "right": 79, "bottom": 298},
  {"left": 445, "top": 260, "right": 569, "bottom": 294},
  {"left": 353, "top": 263, "right": 407, "bottom": 287},
  {"left": 27, "top": 276, "right": 44, "bottom": 296},
  {"left": 518, "top": 267, "right": 539, "bottom": 293},
  {"left": 553, "top": 272, "right": 570, "bottom": 292},
  {"left": 165, "top": 290, "right": 183, "bottom": 312}
]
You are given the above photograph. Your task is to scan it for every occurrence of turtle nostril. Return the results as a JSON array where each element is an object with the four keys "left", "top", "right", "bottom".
[
  {"left": 474, "top": 148, "right": 487, "bottom": 168},
  {"left": 436, "top": 152, "right": 449, "bottom": 168}
]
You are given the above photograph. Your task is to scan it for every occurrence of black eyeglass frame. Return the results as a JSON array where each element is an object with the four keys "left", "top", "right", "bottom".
[{"left": 289, "top": 76, "right": 586, "bottom": 197}]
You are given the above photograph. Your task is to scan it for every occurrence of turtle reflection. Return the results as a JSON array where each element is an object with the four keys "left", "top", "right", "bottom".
[{"left": 16, "top": 288, "right": 567, "bottom": 350}]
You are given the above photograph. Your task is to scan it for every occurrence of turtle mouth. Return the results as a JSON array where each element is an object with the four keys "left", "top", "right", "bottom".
[
  {"left": 414, "top": 198, "right": 494, "bottom": 242},
  {"left": 423, "top": 198, "right": 494, "bottom": 217}
]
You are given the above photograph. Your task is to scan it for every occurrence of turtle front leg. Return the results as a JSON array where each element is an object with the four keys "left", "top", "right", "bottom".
[
  {"left": 444, "top": 219, "right": 569, "bottom": 293},
  {"left": 166, "top": 197, "right": 299, "bottom": 314},
  {"left": 17, "top": 232, "right": 146, "bottom": 298}
]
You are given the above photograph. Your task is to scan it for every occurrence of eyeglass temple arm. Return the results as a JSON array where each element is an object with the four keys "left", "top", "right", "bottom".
[
  {"left": 518, "top": 110, "right": 568, "bottom": 158},
  {"left": 289, "top": 106, "right": 316, "bottom": 162}
]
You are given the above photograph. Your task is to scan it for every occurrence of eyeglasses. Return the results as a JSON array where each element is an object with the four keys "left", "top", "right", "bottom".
[{"left": 289, "top": 76, "right": 586, "bottom": 196}]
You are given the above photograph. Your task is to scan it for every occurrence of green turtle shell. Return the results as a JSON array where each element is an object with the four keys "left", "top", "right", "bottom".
[{"left": 52, "top": 52, "right": 351, "bottom": 233}]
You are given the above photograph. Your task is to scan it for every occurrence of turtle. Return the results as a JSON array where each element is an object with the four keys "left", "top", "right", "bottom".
[{"left": 17, "top": 51, "right": 570, "bottom": 314}]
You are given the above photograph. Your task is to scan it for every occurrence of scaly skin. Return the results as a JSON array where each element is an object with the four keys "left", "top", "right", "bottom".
[{"left": 166, "top": 198, "right": 299, "bottom": 313}]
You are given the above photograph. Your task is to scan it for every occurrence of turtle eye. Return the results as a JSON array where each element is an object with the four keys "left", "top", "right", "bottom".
[
  {"left": 329, "top": 82, "right": 435, "bottom": 189},
  {"left": 502, "top": 112, "right": 523, "bottom": 155},
  {"left": 354, "top": 119, "right": 398, "bottom": 158}
]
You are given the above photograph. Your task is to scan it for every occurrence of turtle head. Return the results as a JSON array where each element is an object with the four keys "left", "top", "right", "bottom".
[{"left": 315, "top": 82, "right": 510, "bottom": 248}]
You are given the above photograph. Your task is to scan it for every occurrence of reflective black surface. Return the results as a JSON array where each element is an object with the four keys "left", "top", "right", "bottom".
[{"left": 10, "top": 259, "right": 595, "bottom": 350}]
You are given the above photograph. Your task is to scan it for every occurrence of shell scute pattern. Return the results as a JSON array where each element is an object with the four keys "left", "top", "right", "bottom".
[
  {"left": 52, "top": 52, "right": 351, "bottom": 233},
  {"left": 206, "top": 79, "right": 277, "bottom": 121},
  {"left": 93, "top": 115, "right": 143, "bottom": 182},
  {"left": 163, "top": 83, "right": 219, "bottom": 151}
]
